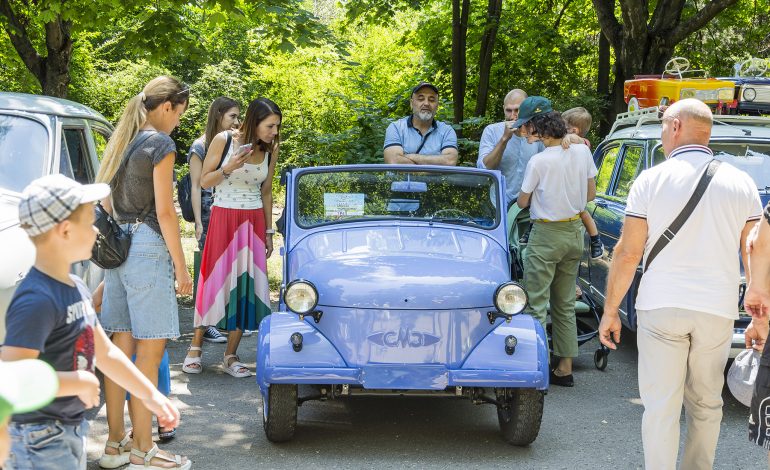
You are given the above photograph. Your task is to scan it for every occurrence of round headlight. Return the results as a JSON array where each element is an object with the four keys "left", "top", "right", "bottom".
[
  {"left": 285, "top": 280, "right": 318, "bottom": 314},
  {"left": 494, "top": 282, "right": 528, "bottom": 315},
  {"left": 744, "top": 87, "right": 757, "bottom": 102}
]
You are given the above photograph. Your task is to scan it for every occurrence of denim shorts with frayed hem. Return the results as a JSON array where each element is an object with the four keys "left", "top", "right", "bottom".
[
  {"left": 100, "top": 223, "right": 180, "bottom": 339},
  {"left": 5, "top": 420, "right": 88, "bottom": 470}
]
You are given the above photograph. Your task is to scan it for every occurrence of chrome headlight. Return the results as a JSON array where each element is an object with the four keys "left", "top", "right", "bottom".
[
  {"left": 285, "top": 280, "right": 318, "bottom": 314},
  {"left": 743, "top": 87, "right": 757, "bottom": 102},
  {"left": 680, "top": 88, "right": 696, "bottom": 99},
  {"left": 494, "top": 282, "right": 528, "bottom": 315},
  {"left": 718, "top": 87, "right": 735, "bottom": 101}
]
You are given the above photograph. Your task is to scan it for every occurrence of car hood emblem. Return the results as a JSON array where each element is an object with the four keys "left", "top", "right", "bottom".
[{"left": 367, "top": 328, "right": 440, "bottom": 348}]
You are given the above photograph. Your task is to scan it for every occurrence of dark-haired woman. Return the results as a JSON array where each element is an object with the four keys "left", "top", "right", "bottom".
[
  {"left": 515, "top": 96, "right": 597, "bottom": 388},
  {"left": 182, "top": 97, "right": 240, "bottom": 355},
  {"left": 184, "top": 98, "right": 280, "bottom": 378}
]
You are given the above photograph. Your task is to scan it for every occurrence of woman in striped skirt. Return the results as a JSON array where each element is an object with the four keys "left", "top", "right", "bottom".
[{"left": 183, "top": 98, "right": 279, "bottom": 377}]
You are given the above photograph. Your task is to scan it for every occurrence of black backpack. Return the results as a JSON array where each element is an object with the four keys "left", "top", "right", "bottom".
[{"left": 178, "top": 132, "right": 232, "bottom": 222}]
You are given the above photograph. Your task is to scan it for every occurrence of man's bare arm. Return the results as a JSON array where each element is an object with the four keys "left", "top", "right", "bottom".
[
  {"left": 384, "top": 146, "right": 416, "bottom": 164},
  {"left": 517, "top": 191, "right": 532, "bottom": 209},
  {"left": 408, "top": 147, "right": 458, "bottom": 166}
]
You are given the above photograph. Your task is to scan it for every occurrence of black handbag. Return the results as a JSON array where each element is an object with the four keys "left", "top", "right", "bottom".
[
  {"left": 178, "top": 132, "right": 232, "bottom": 223},
  {"left": 90, "top": 133, "right": 154, "bottom": 269}
]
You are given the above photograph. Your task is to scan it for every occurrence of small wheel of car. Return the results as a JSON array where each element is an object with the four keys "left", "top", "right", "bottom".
[
  {"left": 497, "top": 388, "right": 544, "bottom": 446},
  {"left": 263, "top": 384, "right": 298, "bottom": 442},
  {"left": 594, "top": 349, "right": 608, "bottom": 371},
  {"left": 628, "top": 96, "right": 640, "bottom": 112}
]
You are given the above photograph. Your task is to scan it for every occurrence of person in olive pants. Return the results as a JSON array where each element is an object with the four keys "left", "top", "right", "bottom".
[{"left": 515, "top": 96, "right": 597, "bottom": 387}]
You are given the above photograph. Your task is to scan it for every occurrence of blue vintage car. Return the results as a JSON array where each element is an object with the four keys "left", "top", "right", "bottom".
[{"left": 257, "top": 164, "right": 548, "bottom": 445}]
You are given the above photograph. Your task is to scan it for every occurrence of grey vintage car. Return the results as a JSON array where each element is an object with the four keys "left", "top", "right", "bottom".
[{"left": 0, "top": 92, "right": 112, "bottom": 341}]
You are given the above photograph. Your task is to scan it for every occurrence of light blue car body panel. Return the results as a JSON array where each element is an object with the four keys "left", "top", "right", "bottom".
[{"left": 257, "top": 165, "right": 549, "bottom": 402}]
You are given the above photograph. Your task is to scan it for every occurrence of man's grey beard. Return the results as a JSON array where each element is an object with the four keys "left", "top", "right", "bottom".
[{"left": 415, "top": 110, "right": 435, "bottom": 122}]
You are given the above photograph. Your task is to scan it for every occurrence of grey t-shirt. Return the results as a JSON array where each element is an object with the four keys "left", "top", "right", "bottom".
[{"left": 111, "top": 130, "right": 176, "bottom": 237}]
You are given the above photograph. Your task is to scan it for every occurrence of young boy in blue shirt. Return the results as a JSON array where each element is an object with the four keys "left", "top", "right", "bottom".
[{"left": 2, "top": 174, "right": 185, "bottom": 470}]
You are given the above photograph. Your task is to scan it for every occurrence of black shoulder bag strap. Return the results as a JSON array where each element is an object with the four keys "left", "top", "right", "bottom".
[
  {"left": 111, "top": 131, "right": 156, "bottom": 225},
  {"left": 216, "top": 131, "right": 232, "bottom": 170},
  {"left": 643, "top": 159, "right": 722, "bottom": 272}
]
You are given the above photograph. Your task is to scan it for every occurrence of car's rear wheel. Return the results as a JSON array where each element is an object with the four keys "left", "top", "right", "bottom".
[
  {"left": 497, "top": 388, "right": 544, "bottom": 446},
  {"left": 263, "top": 384, "right": 298, "bottom": 442}
]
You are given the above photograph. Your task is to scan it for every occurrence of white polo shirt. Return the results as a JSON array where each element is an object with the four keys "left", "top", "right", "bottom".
[
  {"left": 625, "top": 145, "right": 762, "bottom": 319},
  {"left": 520, "top": 144, "right": 597, "bottom": 221}
]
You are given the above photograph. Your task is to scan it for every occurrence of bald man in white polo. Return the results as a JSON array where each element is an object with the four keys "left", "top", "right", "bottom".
[{"left": 598, "top": 99, "right": 762, "bottom": 469}]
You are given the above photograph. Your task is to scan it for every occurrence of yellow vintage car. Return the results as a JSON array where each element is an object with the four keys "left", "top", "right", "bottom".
[{"left": 624, "top": 57, "right": 735, "bottom": 113}]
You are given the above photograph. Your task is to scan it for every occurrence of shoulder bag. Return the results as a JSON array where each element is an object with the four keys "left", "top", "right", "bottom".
[
  {"left": 643, "top": 159, "right": 721, "bottom": 272},
  {"left": 178, "top": 132, "right": 232, "bottom": 222},
  {"left": 90, "top": 132, "right": 154, "bottom": 269}
]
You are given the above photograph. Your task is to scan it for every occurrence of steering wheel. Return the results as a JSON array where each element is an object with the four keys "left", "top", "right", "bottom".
[
  {"left": 738, "top": 57, "right": 768, "bottom": 77},
  {"left": 664, "top": 57, "right": 690, "bottom": 75},
  {"left": 432, "top": 208, "right": 474, "bottom": 220}
]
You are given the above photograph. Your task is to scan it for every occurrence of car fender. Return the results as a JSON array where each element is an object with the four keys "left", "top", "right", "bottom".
[{"left": 257, "top": 312, "right": 347, "bottom": 396}]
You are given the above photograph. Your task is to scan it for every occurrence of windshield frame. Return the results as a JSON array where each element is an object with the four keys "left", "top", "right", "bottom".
[
  {"left": 291, "top": 166, "right": 503, "bottom": 231},
  {"left": 0, "top": 111, "right": 52, "bottom": 194}
]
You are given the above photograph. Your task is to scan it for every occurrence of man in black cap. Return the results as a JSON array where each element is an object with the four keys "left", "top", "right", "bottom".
[{"left": 383, "top": 82, "right": 458, "bottom": 165}]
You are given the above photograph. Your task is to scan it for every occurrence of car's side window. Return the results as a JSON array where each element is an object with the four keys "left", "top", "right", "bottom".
[
  {"left": 614, "top": 145, "right": 644, "bottom": 199},
  {"left": 652, "top": 144, "right": 666, "bottom": 166},
  {"left": 595, "top": 145, "right": 620, "bottom": 195},
  {"left": 90, "top": 125, "right": 110, "bottom": 160},
  {"left": 60, "top": 128, "right": 94, "bottom": 184}
]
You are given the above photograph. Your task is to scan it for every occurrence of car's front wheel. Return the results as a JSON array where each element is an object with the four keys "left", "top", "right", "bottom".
[
  {"left": 496, "top": 388, "right": 544, "bottom": 446},
  {"left": 263, "top": 384, "right": 298, "bottom": 442}
]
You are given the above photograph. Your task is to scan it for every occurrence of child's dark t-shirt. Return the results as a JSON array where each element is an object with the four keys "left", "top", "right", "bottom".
[{"left": 3, "top": 268, "right": 98, "bottom": 424}]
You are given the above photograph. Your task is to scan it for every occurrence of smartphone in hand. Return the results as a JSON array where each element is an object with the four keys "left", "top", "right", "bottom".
[{"left": 237, "top": 143, "right": 253, "bottom": 155}]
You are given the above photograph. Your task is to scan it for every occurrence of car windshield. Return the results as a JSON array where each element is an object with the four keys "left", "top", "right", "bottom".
[
  {"left": 0, "top": 114, "right": 48, "bottom": 193},
  {"left": 652, "top": 141, "right": 770, "bottom": 189},
  {"left": 295, "top": 169, "right": 500, "bottom": 229}
]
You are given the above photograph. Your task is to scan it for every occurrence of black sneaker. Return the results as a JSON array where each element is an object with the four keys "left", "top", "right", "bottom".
[
  {"left": 590, "top": 238, "right": 604, "bottom": 259},
  {"left": 549, "top": 369, "right": 574, "bottom": 387},
  {"left": 203, "top": 326, "right": 227, "bottom": 343}
]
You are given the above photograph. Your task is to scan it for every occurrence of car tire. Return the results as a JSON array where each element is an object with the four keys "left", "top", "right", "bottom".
[
  {"left": 263, "top": 384, "right": 298, "bottom": 442},
  {"left": 497, "top": 388, "right": 544, "bottom": 446}
]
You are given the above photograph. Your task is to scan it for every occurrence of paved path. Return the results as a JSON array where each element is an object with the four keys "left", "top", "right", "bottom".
[{"left": 84, "top": 307, "right": 765, "bottom": 469}]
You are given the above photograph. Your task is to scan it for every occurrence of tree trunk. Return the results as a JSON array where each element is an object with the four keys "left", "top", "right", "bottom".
[
  {"left": 451, "top": 0, "right": 470, "bottom": 129},
  {"left": 473, "top": 0, "right": 503, "bottom": 117},
  {"left": 597, "top": 30, "right": 611, "bottom": 136}
]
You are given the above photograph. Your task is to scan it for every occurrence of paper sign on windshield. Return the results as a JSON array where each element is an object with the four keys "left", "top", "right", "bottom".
[{"left": 324, "top": 193, "right": 365, "bottom": 217}]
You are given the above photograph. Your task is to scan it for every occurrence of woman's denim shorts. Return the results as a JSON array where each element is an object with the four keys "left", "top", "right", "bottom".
[{"left": 100, "top": 223, "right": 180, "bottom": 339}]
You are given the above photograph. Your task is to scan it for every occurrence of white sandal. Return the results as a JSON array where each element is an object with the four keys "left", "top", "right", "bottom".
[
  {"left": 223, "top": 354, "right": 251, "bottom": 378},
  {"left": 127, "top": 444, "right": 191, "bottom": 470},
  {"left": 99, "top": 433, "right": 132, "bottom": 468},
  {"left": 182, "top": 347, "right": 202, "bottom": 374}
]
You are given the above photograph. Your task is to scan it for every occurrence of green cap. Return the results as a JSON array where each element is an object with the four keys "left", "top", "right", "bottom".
[
  {"left": 512, "top": 96, "right": 553, "bottom": 128},
  {"left": 0, "top": 359, "right": 58, "bottom": 422}
]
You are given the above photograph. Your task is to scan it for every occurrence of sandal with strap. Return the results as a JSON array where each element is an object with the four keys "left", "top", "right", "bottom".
[
  {"left": 99, "top": 433, "right": 132, "bottom": 468},
  {"left": 182, "top": 346, "right": 202, "bottom": 374},
  {"left": 127, "top": 444, "right": 191, "bottom": 470},
  {"left": 223, "top": 354, "right": 251, "bottom": 378}
]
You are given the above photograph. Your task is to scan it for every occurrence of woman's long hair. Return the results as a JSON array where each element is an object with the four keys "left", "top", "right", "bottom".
[
  {"left": 240, "top": 98, "right": 282, "bottom": 156},
  {"left": 96, "top": 76, "right": 189, "bottom": 184},
  {"left": 204, "top": 97, "right": 240, "bottom": 152}
]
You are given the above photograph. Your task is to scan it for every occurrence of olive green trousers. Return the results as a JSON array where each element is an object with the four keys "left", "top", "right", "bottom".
[{"left": 522, "top": 219, "right": 584, "bottom": 359}]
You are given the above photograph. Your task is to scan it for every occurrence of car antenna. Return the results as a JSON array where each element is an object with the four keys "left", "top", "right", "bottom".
[{"left": 713, "top": 118, "right": 751, "bottom": 136}]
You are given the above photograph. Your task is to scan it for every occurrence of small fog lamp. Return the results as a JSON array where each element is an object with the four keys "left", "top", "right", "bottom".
[
  {"left": 494, "top": 282, "right": 528, "bottom": 315},
  {"left": 504, "top": 335, "right": 518, "bottom": 355},
  {"left": 290, "top": 332, "right": 303, "bottom": 352},
  {"left": 285, "top": 280, "right": 318, "bottom": 314}
]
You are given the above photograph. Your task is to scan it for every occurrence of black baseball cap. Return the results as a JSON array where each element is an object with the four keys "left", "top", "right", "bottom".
[{"left": 411, "top": 82, "right": 439, "bottom": 96}]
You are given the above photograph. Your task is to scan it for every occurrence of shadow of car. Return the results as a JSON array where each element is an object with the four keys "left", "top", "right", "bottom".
[
  {"left": 0, "top": 92, "right": 112, "bottom": 342},
  {"left": 257, "top": 164, "right": 549, "bottom": 446},
  {"left": 578, "top": 107, "right": 770, "bottom": 358}
]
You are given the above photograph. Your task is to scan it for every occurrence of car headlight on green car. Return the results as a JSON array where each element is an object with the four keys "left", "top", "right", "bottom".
[
  {"left": 494, "top": 282, "right": 528, "bottom": 315},
  {"left": 285, "top": 280, "right": 318, "bottom": 314}
]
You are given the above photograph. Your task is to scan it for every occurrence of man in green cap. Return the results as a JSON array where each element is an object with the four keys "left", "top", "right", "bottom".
[{"left": 516, "top": 96, "right": 597, "bottom": 387}]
